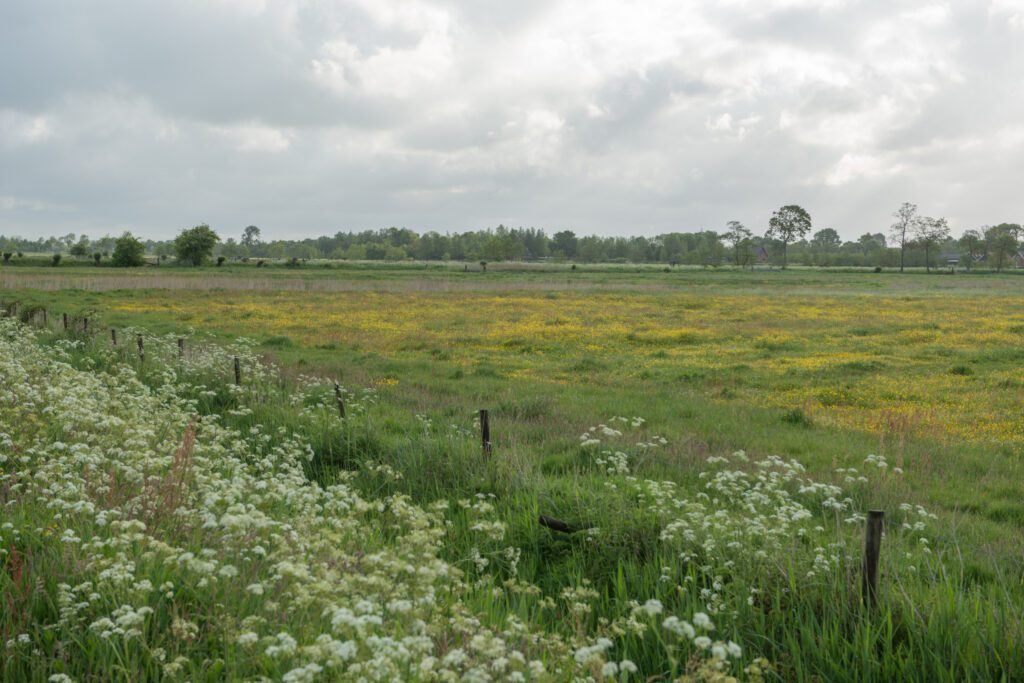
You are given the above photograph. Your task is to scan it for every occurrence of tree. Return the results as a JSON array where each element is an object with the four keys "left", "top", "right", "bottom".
[
  {"left": 242, "top": 225, "right": 261, "bottom": 247},
  {"left": 766, "top": 205, "right": 812, "bottom": 268},
  {"left": 912, "top": 217, "right": 950, "bottom": 272},
  {"left": 984, "top": 223, "right": 1021, "bottom": 272},
  {"left": 889, "top": 202, "right": 920, "bottom": 272},
  {"left": 810, "top": 228, "right": 841, "bottom": 252},
  {"left": 958, "top": 229, "right": 985, "bottom": 269},
  {"left": 857, "top": 233, "right": 886, "bottom": 256},
  {"left": 112, "top": 232, "right": 146, "bottom": 267},
  {"left": 551, "top": 230, "right": 578, "bottom": 259},
  {"left": 722, "top": 221, "right": 753, "bottom": 267},
  {"left": 70, "top": 236, "right": 90, "bottom": 258},
  {"left": 174, "top": 224, "right": 220, "bottom": 266}
]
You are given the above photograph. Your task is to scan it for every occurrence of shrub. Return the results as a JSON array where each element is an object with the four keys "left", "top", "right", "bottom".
[
  {"left": 216, "top": 256, "right": 226, "bottom": 267},
  {"left": 174, "top": 224, "right": 219, "bottom": 266},
  {"left": 93, "top": 252, "right": 102, "bottom": 265},
  {"left": 51, "top": 253, "right": 62, "bottom": 266},
  {"left": 112, "top": 232, "right": 146, "bottom": 267},
  {"left": 2, "top": 252, "right": 11, "bottom": 263},
  {"left": 874, "top": 266, "right": 883, "bottom": 273}
]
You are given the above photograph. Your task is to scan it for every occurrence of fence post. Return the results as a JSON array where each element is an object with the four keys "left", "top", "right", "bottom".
[
  {"left": 233, "top": 356, "right": 241, "bottom": 386},
  {"left": 63, "top": 313, "right": 68, "bottom": 331},
  {"left": 111, "top": 329, "right": 117, "bottom": 346},
  {"left": 334, "top": 382, "right": 346, "bottom": 419},
  {"left": 862, "top": 510, "right": 884, "bottom": 607},
  {"left": 480, "top": 409, "right": 491, "bottom": 455},
  {"left": 178, "top": 338, "right": 185, "bottom": 360},
  {"left": 42, "top": 309, "right": 47, "bottom": 327},
  {"left": 137, "top": 335, "right": 144, "bottom": 361},
  {"left": 83, "top": 317, "right": 88, "bottom": 334}
]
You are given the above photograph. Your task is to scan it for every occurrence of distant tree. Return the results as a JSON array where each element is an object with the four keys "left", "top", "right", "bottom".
[
  {"left": 70, "top": 236, "right": 90, "bottom": 258},
  {"left": 766, "top": 205, "right": 812, "bottom": 269},
  {"left": 2, "top": 252, "right": 11, "bottom": 263},
  {"left": 552, "top": 230, "right": 578, "bottom": 259},
  {"left": 722, "top": 221, "right": 753, "bottom": 267},
  {"left": 857, "top": 232, "right": 886, "bottom": 256},
  {"left": 958, "top": 229, "right": 985, "bottom": 269},
  {"left": 51, "top": 253, "right": 62, "bottom": 267},
  {"left": 912, "top": 217, "right": 950, "bottom": 272},
  {"left": 890, "top": 202, "right": 920, "bottom": 272},
  {"left": 810, "top": 228, "right": 841, "bottom": 252},
  {"left": 112, "top": 232, "right": 146, "bottom": 267},
  {"left": 93, "top": 252, "right": 102, "bottom": 265},
  {"left": 984, "top": 223, "right": 1021, "bottom": 272},
  {"left": 241, "top": 225, "right": 261, "bottom": 247},
  {"left": 174, "top": 224, "right": 220, "bottom": 266}
]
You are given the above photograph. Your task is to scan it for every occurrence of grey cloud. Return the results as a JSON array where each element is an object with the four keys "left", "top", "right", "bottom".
[{"left": 2, "top": 0, "right": 1024, "bottom": 240}]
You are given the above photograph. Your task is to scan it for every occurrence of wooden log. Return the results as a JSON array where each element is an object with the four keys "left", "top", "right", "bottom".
[
  {"left": 334, "top": 382, "right": 346, "bottom": 419},
  {"left": 862, "top": 510, "right": 884, "bottom": 607},
  {"left": 480, "top": 409, "right": 491, "bottom": 455},
  {"left": 233, "top": 356, "right": 241, "bottom": 386}
]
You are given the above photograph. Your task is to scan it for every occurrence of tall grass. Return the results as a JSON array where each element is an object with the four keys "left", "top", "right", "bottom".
[{"left": 1, "top": 317, "right": 1021, "bottom": 681}]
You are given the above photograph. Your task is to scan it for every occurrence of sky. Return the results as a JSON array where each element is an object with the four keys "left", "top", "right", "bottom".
[{"left": 2, "top": 0, "right": 1023, "bottom": 242}]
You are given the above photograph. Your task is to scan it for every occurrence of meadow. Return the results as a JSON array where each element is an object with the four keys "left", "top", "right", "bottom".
[{"left": 2, "top": 263, "right": 1023, "bottom": 681}]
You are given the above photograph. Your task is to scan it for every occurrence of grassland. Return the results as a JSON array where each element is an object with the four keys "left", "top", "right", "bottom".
[{"left": 2, "top": 264, "right": 1023, "bottom": 681}]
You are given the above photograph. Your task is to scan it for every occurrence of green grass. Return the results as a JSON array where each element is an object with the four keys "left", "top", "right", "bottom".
[{"left": 3, "top": 265, "right": 1024, "bottom": 680}]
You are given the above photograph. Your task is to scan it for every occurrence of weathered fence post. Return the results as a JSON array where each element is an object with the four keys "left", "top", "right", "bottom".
[
  {"left": 334, "top": 382, "right": 346, "bottom": 419},
  {"left": 63, "top": 313, "right": 69, "bottom": 331},
  {"left": 178, "top": 338, "right": 185, "bottom": 360},
  {"left": 233, "top": 356, "right": 241, "bottom": 386},
  {"left": 42, "top": 309, "right": 47, "bottom": 326},
  {"left": 137, "top": 335, "right": 144, "bottom": 361},
  {"left": 862, "top": 510, "right": 884, "bottom": 607},
  {"left": 111, "top": 328, "right": 117, "bottom": 346},
  {"left": 83, "top": 317, "right": 89, "bottom": 334},
  {"left": 480, "top": 409, "right": 491, "bottom": 455}
]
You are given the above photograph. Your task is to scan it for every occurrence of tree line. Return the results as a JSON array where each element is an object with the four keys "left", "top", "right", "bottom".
[{"left": 2, "top": 203, "right": 1022, "bottom": 270}]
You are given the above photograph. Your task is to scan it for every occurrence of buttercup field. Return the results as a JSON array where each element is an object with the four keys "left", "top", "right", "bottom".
[{"left": 2, "top": 262, "right": 1023, "bottom": 681}]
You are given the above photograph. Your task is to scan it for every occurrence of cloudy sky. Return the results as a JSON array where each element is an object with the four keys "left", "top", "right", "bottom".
[{"left": 2, "top": 0, "right": 1023, "bottom": 241}]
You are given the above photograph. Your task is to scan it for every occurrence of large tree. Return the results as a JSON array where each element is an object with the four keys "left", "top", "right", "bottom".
[
  {"left": 912, "top": 217, "right": 950, "bottom": 273},
  {"left": 111, "top": 232, "right": 146, "bottom": 267},
  {"left": 889, "top": 202, "right": 919, "bottom": 272},
  {"left": 721, "top": 220, "right": 753, "bottom": 267},
  {"left": 174, "top": 224, "right": 220, "bottom": 266},
  {"left": 958, "top": 229, "right": 985, "bottom": 269},
  {"left": 766, "top": 204, "right": 812, "bottom": 269},
  {"left": 984, "top": 223, "right": 1021, "bottom": 272},
  {"left": 241, "top": 225, "right": 261, "bottom": 247}
]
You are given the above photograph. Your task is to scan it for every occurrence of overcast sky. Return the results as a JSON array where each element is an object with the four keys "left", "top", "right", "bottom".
[{"left": 2, "top": 0, "right": 1023, "bottom": 242}]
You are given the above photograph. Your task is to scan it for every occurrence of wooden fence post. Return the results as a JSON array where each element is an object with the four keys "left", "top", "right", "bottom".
[
  {"left": 83, "top": 317, "right": 88, "bottom": 334},
  {"left": 178, "top": 338, "right": 185, "bottom": 360},
  {"left": 137, "top": 335, "right": 144, "bottom": 361},
  {"left": 42, "top": 309, "right": 47, "bottom": 326},
  {"left": 233, "top": 356, "right": 241, "bottom": 386},
  {"left": 334, "top": 382, "right": 346, "bottom": 419},
  {"left": 480, "top": 409, "right": 491, "bottom": 455},
  {"left": 862, "top": 510, "right": 884, "bottom": 607},
  {"left": 63, "top": 313, "right": 68, "bottom": 331},
  {"left": 111, "top": 329, "right": 117, "bottom": 346}
]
